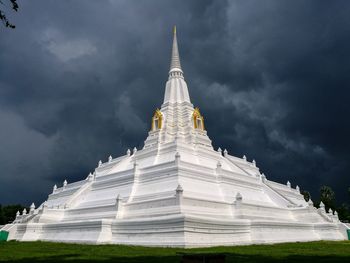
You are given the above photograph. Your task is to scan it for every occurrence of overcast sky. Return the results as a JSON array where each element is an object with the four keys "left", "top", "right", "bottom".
[{"left": 0, "top": 0, "right": 349, "bottom": 206}]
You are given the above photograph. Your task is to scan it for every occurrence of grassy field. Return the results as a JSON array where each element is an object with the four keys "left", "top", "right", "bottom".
[{"left": 0, "top": 241, "right": 350, "bottom": 262}]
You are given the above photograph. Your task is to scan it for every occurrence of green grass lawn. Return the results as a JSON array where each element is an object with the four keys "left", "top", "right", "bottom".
[{"left": 0, "top": 241, "right": 350, "bottom": 262}]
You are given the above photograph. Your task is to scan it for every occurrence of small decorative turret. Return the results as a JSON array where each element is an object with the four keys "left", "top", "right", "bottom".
[
  {"left": 175, "top": 152, "right": 181, "bottom": 165},
  {"left": 217, "top": 147, "right": 222, "bottom": 155},
  {"left": 286, "top": 181, "right": 291, "bottom": 188},
  {"left": 223, "top": 149, "right": 228, "bottom": 157},
  {"left": 116, "top": 194, "right": 122, "bottom": 207},
  {"left": 252, "top": 159, "right": 256, "bottom": 167},
  {"left": 22, "top": 208, "right": 27, "bottom": 215},
  {"left": 30, "top": 203, "right": 35, "bottom": 213},
  {"left": 296, "top": 185, "right": 300, "bottom": 192},
  {"left": 319, "top": 201, "right": 326, "bottom": 212},
  {"left": 63, "top": 180, "right": 67, "bottom": 188},
  {"left": 236, "top": 192, "right": 243, "bottom": 202},
  {"left": 87, "top": 172, "right": 94, "bottom": 181},
  {"left": 16, "top": 211, "right": 20, "bottom": 217},
  {"left": 133, "top": 147, "right": 137, "bottom": 155},
  {"left": 308, "top": 199, "right": 314, "bottom": 207},
  {"left": 127, "top": 148, "right": 131, "bottom": 156},
  {"left": 243, "top": 155, "right": 247, "bottom": 161},
  {"left": 53, "top": 184, "right": 57, "bottom": 192},
  {"left": 108, "top": 155, "right": 112, "bottom": 163},
  {"left": 98, "top": 160, "right": 102, "bottom": 167},
  {"left": 175, "top": 184, "right": 184, "bottom": 206},
  {"left": 176, "top": 184, "right": 183, "bottom": 194},
  {"left": 133, "top": 161, "right": 138, "bottom": 173},
  {"left": 115, "top": 194, "right": 124, "bottom": 219},
  {"left": 216, "top": 161, "right": 222, "bottom": 181}
]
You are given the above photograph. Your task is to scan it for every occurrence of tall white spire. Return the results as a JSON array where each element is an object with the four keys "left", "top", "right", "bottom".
[
  {"left": 163, "top": 26, "right": 190, "bottom": 104},
  {"left": 169, "top": 26, "right": 182, "bottom": 74},
  {"left": 145, "top": 26, "right": 213, "bottom": 149}
]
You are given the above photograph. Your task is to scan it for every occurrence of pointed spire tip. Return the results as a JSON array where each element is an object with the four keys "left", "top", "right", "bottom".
[{"left": 169, "top": 26, "right": 182, "bottom": 74}]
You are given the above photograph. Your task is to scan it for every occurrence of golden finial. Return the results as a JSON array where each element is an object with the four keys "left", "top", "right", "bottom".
[{"left": 173, "top": 25, "right": 176, "bottom": 35}]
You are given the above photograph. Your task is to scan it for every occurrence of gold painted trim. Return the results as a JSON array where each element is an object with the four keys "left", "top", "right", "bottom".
[
  {"left": 151, "top": 108, "right": 163, "bottom": 131},
  {"left": 192, "top": 107, "right": 205, "bottom": 130}
]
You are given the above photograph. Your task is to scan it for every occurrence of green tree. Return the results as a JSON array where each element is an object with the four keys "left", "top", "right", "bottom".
[
  {"left": 320, "top": 185, "right": 336, "bottom": 211},
  {"left": 1, "top": 204, "right": 26, "bottom": 224},
  {"left": 301, "top": 190, "right": 311, "bottom": 202},
  {"left": 0, "top": 0, "right": 18, "bottom": 28},
  {"left": 0, "top": 204, "right": 5, "bottom": 225},
  {"left": 337, "top": 203, "right": 350, "bottom": 222}
]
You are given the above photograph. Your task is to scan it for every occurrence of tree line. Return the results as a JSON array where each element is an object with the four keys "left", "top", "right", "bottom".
[
  {"left": 301, "top": 186, "right": 350, "bottom": 222},
  {"left": 0, "top": 204, "right": 27, "bottom": 225},
  {"left": 0, "top": 0, "right": 18, "bottom": 28}
]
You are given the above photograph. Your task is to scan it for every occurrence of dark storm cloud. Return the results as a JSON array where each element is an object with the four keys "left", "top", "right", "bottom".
[{"left": 0, "top": 0, "right": 349, "bottom": 205}]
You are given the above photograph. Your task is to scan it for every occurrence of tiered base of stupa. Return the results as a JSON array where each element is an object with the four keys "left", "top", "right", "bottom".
[
  {"left": 7, "top": 206, "right": 348, "bottom": 247},
  {"left": 4, "top": 143, "right": 348, "bottom": 247}
]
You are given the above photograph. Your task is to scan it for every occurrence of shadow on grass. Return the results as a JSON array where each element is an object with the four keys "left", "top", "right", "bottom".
[{"left": 4, "top": 254, "right": 350, "bottom": 263}]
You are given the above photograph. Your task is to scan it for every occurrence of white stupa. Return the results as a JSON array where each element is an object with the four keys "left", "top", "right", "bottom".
[{"left": 2, "top": 27, "right": 348, "bottom": 247}]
